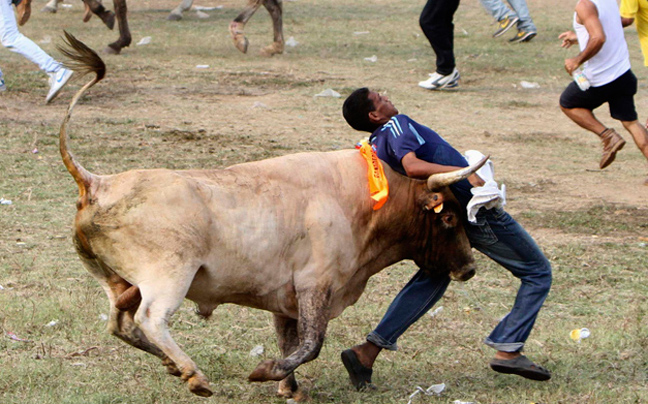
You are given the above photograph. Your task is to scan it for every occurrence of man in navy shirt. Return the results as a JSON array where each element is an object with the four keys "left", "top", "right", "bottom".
[{"left": 340, "top": 87, "right": 552, "bottom": 389}]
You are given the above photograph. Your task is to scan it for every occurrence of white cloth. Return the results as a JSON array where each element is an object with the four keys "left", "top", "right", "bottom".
[
  {"left": 0, "top": 0, "right": 61, "bottom": 73},
  {"left": 573, "top": 0, "right": 631, "bottom": 87},
  {"left": 464, "top": 150, "right": 506, "bottom": 223}
]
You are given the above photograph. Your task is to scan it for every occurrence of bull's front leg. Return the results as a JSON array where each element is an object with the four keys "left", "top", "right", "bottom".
[
  {"left": 249, "top": 287, "right": 331, "bottom": 382},
  {"left": 272, "top": 315, "right": 308, "bottom": 401},
  {"left": 229, "top": 0, "right": 264, "bottom": 54}
]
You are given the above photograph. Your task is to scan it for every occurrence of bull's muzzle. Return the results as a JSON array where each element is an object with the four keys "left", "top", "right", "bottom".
[{"left": 449, "top": 266, "right": 476, "bottom": 282}]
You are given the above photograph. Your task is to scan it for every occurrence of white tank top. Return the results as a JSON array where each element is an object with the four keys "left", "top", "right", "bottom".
[{"left": 573, "top": 0, "right": 631, "bottom": 86}]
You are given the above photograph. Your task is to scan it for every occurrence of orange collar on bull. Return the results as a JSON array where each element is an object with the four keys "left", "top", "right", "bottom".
[{"left": 356, "top": 139, "right": 389, "bottom": 210}]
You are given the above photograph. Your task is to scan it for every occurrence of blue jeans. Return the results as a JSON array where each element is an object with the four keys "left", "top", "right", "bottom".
[
  {"left": 479, "top": 0, "right": 536, "bottom": 33},
  {"left": 367, "top": 207, "right": 552, "bottom": 353}
]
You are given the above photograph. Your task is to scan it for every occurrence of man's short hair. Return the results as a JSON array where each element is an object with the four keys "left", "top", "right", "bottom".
[{"left": 343, "top": 87, "right": 379, "bottom": 133}]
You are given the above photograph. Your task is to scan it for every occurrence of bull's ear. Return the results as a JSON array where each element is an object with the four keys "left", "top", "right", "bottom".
[{"left": 422, "top": 192, "right": 444, "bottom": 212}]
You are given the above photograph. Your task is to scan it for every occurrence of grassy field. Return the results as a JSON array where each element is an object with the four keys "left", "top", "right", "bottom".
[{"left": 1, "top": 0, "right": 648, "bottom": 402}]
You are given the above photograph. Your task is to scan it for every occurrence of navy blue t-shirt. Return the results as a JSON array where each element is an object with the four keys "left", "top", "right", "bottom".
[{"left": 369, "top": 114, "right": 473, "bottom": 208}]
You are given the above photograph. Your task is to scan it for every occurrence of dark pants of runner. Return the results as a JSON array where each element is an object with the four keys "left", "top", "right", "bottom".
[{"left": 419, "top": 0, "right": 460, "bottom": 75}]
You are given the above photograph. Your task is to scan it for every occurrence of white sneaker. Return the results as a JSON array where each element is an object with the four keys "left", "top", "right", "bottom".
[
  {"left": 46, "top": 67, "right": 73, "bottom": 103},
  {"left": 418, "top": 68, "right": 460, "bottom": 90}
]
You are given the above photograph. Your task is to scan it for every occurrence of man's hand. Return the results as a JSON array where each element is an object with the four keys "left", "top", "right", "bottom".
[
  {"left": 559, "top": 31, "right": 578, "bottom": 48},
  {"left": 468, "top": 173, "right": 485, "bottom": 188},
  {"left": 564, "top": 57, "right": 581, "bottom": 75}
]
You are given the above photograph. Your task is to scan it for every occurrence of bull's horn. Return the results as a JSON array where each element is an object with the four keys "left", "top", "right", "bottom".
[{"left": 427, "top": 155, "right": 489, "bottom": 190}]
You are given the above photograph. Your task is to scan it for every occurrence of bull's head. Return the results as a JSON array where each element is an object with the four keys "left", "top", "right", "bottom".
[{"left": 411, "top": 156, "right": 487, "bottom": 282}]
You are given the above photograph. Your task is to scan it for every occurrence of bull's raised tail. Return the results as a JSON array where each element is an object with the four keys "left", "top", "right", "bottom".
[{"left": 58, "top": 31, "right": 106, "bottom": 202}]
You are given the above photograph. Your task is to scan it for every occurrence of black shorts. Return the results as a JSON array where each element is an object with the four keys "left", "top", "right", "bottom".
[{"left": 559, "top": 69, "right": 638, "bottom": 122}]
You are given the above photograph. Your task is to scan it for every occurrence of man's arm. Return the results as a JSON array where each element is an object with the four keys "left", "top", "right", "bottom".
[
  {"left": 401, "top": 152, "right": 485, "bottom": 187},
  {"left": 564, "top": 0, "right": 606, "bottom": 75},
  {"left": 621, "top": 17, "right": 635, "bottom": 27}
]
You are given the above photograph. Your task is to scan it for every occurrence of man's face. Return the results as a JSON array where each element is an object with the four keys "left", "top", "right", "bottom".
[{"left": 368, "top": 91, "right": 399, "bottom": 125}]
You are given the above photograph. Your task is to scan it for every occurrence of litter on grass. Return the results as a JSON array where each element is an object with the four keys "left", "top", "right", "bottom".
[
  {"left": 249, "top": 345, "right": 264, "bottom": 357},
  {"left": 136, "top": 36, "right": 152, "bottom": 46},
  {"left": 314, "top": 89, "right": 341, "bottom": 98},
  {"left": 520, "top": 81, "right": 540, "bottom": 89},
  {"left": 7, "top": 332, "right": 31, "bottom": 342},
  {"left": 570, "top": 328, "right": 591, "bottom": 342},
  {"left": 45, "top": 320, "right": 59, "bottom": 327},
  {"left": 196, "top": 65, "right": 210, "bottom": 69},
  {"left": 0, "top": 198, "right": 12, "bottom": 205},
  {"left": 285, "top": 37, "right": 299, "bottom": 47},
  {"left": 193, "top": 5, "right": 223, "bottom": 10},
  {"left": 364, "top": 55, "right": 378, "bottom": 62},
  {"left": 406, "top": 383, "right": 445, "bottom": 404},
  {"left": 428, "top": 306, "right": 443, "bottom": 318}
]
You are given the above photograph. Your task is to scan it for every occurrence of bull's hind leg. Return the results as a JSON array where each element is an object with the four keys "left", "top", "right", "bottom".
[
  {"left": 249, "top": 286, "right": 331, "bottom": 382},
  {"left": 229, "top": 0, "right": 264, "bottom": 53},
  {"left": 134, "top": 274, "right": 212, "bottom": 397},
  {"left": 259, "top": 0, "right": 284, "bottom": 56},
  {"left": 273, "top": 315, "right": 307, "bottom": 401},
  {"left": 79, "top": 257, "right": 182, "bottom": 376}
]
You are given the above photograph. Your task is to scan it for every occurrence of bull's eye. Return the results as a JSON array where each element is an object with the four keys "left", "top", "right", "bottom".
[{"left": 442, "top": 214, "right": 456, "bottom": 227}]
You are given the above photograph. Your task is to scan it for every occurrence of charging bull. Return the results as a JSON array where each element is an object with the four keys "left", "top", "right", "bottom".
[{"left": 57, "top": 32, "right": 486, "bottom": 399}]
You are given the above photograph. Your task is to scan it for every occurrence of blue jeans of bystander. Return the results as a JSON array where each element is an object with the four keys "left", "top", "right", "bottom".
[{"left": 479, "top": 0, "right": 536, "bottom": 33}]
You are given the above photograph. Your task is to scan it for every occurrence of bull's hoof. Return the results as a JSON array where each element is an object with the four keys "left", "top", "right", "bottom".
[
  {"left": 233, "top": 35, "right": 249, "bottom": 54},
  {"left": 103, "top": 46, "right": 120, "bottom": 55},
  {"left": 260, "top": 43, "right": 284, "bottom": 57},
  {"left": 276, "top": 376, "right": 298, "bottom": 398},
  {"left": 187, "top": 373, "right": 213, "bottom": 397},
  {"left": 100, "top": 11, "right": 116, "bottom": 30},
  {"left": 249, "top": 359, "right": 288, "bottom": 382},
  {"left": 229, "top": 22, "right": 249, "bottom": 54},
  {"left": 167, "top": 12, "right": 182, "bottom": 21},
  {"left": 249, "top": 359, "right": 274, "bottom": 382},
  {"left": 41, "top": 5, "right": 57, "bottom": 13}
]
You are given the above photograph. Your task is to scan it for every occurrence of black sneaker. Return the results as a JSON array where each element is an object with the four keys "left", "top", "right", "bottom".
[
  {"left": 493, "top": 16, "right": 519, "bottom": 38},
  {"left": 509, "top": 30, "right": 537, "bottom": 43}
]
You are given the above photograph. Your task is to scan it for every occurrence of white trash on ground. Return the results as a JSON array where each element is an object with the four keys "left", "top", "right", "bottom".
[
  {"left": 0, "top": 198, "right": 12, "bottom": 205},
  {"left": 99, "top": 314, "right": 109, "bottom": 321},
  {"left": 353, "top": 31, "right": 370, "bottom": 35},
  {"left": 196, "top": 65, "right": 210, "bottom": 69},
  {"left": 46, "top": 320, "right": 59, "bottom": 327},
  {"left": 249, "top": 345, "right": 264, "bottom": 357},
  {"left": 428, "top": 306, "right": 443, "bottom": 318},
  {"left": 314, "top": 89, "right": 341, "bottom": 98},
  {"left": 136, "top": 36, "right": 152, "bottom": 46},
  {"left": 520, "top": 81, "right": 540, "bottom": 89},
  {"left": 364, "top": 55, "right": 378, "bottom": 62},
  {"left": 193, "top": 5, "right": 223, "bottom": 10},
  {"left": 285, "top": 36, "right": 299, "bottom": 47},
  {"left": 406, "top": 383, "right": 445, "bottom": 404}
]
